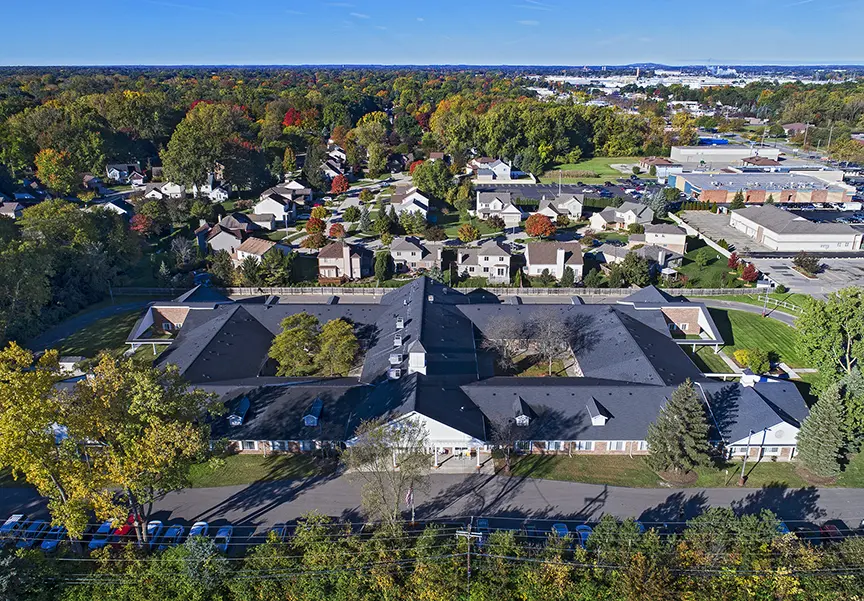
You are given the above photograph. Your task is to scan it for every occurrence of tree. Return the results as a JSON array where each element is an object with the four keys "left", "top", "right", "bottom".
[
  {"left": 359, "top": 188, "right": 374, "bottom": 203},
  {"left": 301, "top": 232, "right": 328, "bottom": 249},
  {"left": 411, "top": 159, "right": 452, "bottom": 199},
  {"left": 525, "top": 214, "right": 556, "bottom": 238},
  {"left": 529, "top": 310, "right": 567, "bottom": 376},
  {"left": 798, "top": 287, "right": 864, "bottom": 390},
  {"left": 560, "top": 266, "right": 576, "bottom": 287},
  {"left": 341, "top": 418, "right": 430, "bottom": 523},
  {"left": 330, "top": 174, "right": 349, "bottom": 194},
  {"left": 486, "top": 215, "right": 506, "bottom": 231},
  {"left": 158, "top": 261, "right": 172, "bottom": 286},
  {"left": 329, "top": 223, "right": 346, "bottom": 239},
  {"left": 489, "top": 414, "right": 539, "bottom": 476},
  {"left": 359, "top": 206, "right": 373, "bottom": 233},
  {"left": 282, "top": 147, "right": 297, "bottom": 172},
  {"left": 268, "top": 313, "right": 321, "bottom": 376},
  {"left": 306, "top": 217, "right": 325, "bottom": 234},
  {"left": 482, "top": 315, "right": 526, "bottom": 372},
  {"left": 621, "top": 252, "right": 651, "bottom": 287},
  {"left": 646, "top": 379, "right": 712, "bottom": 475},
  {"left": 741, "top": 263, "right": 759, "bottom": 283},
  {"left": 538, "top": 268, "right": 555, "bottom": 287},
  {"left": 730, "top": 190, "right": 746, "bottom": 210},
  {"left": 129, "top": 213, "right": 155, "bottom": 236},
  {"left": 745, "top": 347, "right": 770, "bottom": 374},
  {"left": 556, "top": 214, "right": 570, "bottom": 228},
  {"left": 34, "top": 148, "right": 78, "bottom": 196},
  {"left": 190, "top": 199, "right": 213, "bottom": 222},
  {"left": 627, "top": 223, "right": 644, "bottom": 235},
  {"left": 343, "top": 205, "right": 361, "bottom": 222},
  {"left": 239, "top": 255, "right": 262, "bottom": 286},
  {"left": 316, "top": 319, "right": 359, "bottom": 376},
  {"left": 794, "top": 251, "right": 820, "bottom": 275},
  {"left": 607, "top": 264, "right": 625, "bottom": 288},
  {"left": 765, "top": 193, "right": 775, "bottom": 205},
  {"left": 457, "top": 223, "right": 480, "bottom": 243},
  {"left": 375, "top": 251, "right": 391, "bottom": 281},
  {"left": 170, "top": 237, "right": 196, "bottom": 268},
  {"left": 259, "top": 249, "right": 294, "bottom": 286},
  {"left": 727, "top": 252, "right": 739, "bottom": 269},
  {"left": 311, "top": 205, "right": 329, "bottom": 220},
  {"left": 209, "top": 249, "right": 235, "bottom": 287},
  {"left": 374, "top": 210, "right": 393, "bottom": 236},
  {"left": 424, "top": 225, "right": 446, "bottom": 241},
  {"left": 694, "top": 247, "right": 714, "bottom": 268},
  {"left": 583, "top": 268, "right": 603, "bottom": 288},
  {"left": 797, "top": 384, "right": 845, "bottom": 477}
]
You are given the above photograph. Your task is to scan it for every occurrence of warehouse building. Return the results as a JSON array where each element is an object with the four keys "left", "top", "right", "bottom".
[
  {"left": 729, "top": 205, "right": 862, "bottom": 251},
  {"left": 668, "top": 172, "right": 855, "bottom": 205},
  {"left": 670, "top": 145, "right": 780, "bottom": 165}
]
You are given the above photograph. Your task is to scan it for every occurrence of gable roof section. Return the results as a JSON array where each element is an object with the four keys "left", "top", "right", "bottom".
[
  {"left": 525, "top": 242, "right": 583, "bottom": 266},
  {"left": 237, "top": 237, "right": 276, "bottom": 256}
]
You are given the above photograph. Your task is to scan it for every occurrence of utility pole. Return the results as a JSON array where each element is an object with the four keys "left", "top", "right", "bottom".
[
  {"left": 456, "top": 518, "right": 483, "bottom": 598},
  {"left": 761, "top": 286, "right": 769, "bottom": 317},
  {"left": 802, "top": 124, "right": 810, "bottom": 150},
  {"left": 738, "top": 429, "right": 754, "bottom": 486},
  {"left": 827, "top": 121, "right": 835, "bottom": 157}
]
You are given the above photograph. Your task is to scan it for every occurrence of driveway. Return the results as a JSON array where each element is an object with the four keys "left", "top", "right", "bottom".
[
  {"left": 3, "top": 473, "right": 861, "bottom": 537},
  {"left": 698, "top": 299, "right": 798, "bottom": 327}
]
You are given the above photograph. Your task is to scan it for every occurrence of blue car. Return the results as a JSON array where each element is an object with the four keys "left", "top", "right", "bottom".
[
  {"left": 157, "top": 525, "right": 185, "bottom": 551},
  {"left": 88, "top": 521, "right": 115, "bottom": 551},
  {"left": 214, "top": 526, "right": 233, "bottom": 554},
  {"left": 189, "top": 521, "right": 209, "bottom": 538},
  {"left": 16, "top": 520, "right": 49, "bottom": 549},
  {"left": 551, "top": 523, "right": 569, "bottom": 537},
  {"left": 40, "top": 526, "right": 67, "bottom": 553},
  {"left": 145, "top": 520, "right": 164, "bottom": 550},
  {"left": 777, "top": 522, "right": 791, "bottom": 535},
  {"left": 574, "top": 525, "right": 593, "bottom": 549}
]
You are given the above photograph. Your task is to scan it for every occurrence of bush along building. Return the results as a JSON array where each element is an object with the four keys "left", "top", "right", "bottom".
[{"left": 127, "top": 279, "right": 809, "bottom": 464}]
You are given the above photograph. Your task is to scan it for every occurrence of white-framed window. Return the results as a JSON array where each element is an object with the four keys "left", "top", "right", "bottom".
[
  {"left": 636, "top": 441, "right": 648, "bottom": 451},
  {"left": 729, "top": 445, "right": 747, "bottom": 455},
  {"left": 411, "top": 251, "right": 417, "bottom": 257},
  {"left": 572, "top": 441, "right": 594, "bottom": 451},
  {"left": 300, "top": 440, "right": 314, "bottom": 452},
  {"left": 763, "top": 446, "right": 780, "bottom": 456},
  {"left": 271, "top": 441, "right": 287, "bottom": 451},
  {"left": 174, "top": 323, "right": 182, "bottom": 330},
  {"left": 609, "top": 441, "right": 625, "bottom": 451},
  {"left": 547, "top": 441, "right": 563, "bottom": 452},
  {"left": 678, "top": 323, "right": 688, "bottom": 331},
  {"left": 516, "top": 441, "right": 530, "bottom": 451},
  {"left": 497, "top": 268, "right": 505, "bottom": 276},
  {"left": 162, "top": 322, "right": 173, "bottom": 331},
  {"left": 242, "top": 440, "right": 257, "bottom": 451},
  {"left": 483, "top": 267, "right": 489, "bottom": 273}
]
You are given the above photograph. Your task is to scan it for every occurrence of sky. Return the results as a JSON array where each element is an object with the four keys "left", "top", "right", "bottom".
[{"left": 2, "top": 0, "right": 864, "bottom": 66}]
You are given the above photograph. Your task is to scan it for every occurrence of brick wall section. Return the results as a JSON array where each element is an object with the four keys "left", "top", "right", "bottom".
[
  {"left": 660, "top": 307, "right": 701, "bottom": 335},
  {"left": 151, "top": 307, "right": 190, "bottom": 333},
  {"left": 700, "top": 190, "right": 729, "bottom": 204}
]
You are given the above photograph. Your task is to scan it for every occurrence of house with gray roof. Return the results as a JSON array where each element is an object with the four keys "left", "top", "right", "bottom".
[
  {"left": 474, "top": 191, "right": 524, "bottom": 228},
  {"left": 588, "top": 201, "right": 654, "bottom": 231},
  {"left": 628, "top": 223, "right": 688, "bottom": 254},
  {"left": 730, "top": 205, "right": 862, "bottom": 251},
  {"left": 534, "top": 194, "right": 584, "bottom": 220},
  {"left": 390, "top": 237, "right": 442, "bottom": 273},
  {"left": 524, "top": 241, "right": 583, "bottom": 281},
  {"left": 456, "top": 239, "right": 511, "bottom": 284},
  {"left": 127, "top": 278, "right": 806, "bottom": 462}
]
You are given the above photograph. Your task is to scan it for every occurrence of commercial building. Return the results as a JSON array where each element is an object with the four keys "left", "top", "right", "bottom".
[
  {"left": 668, "top": 172, "right": 856, "bottom": 205},
  {"left": 670, "top": 145, "right": 780, "bottom": 165},
  {"left": 729, "top": 205, "right": 863, "bottom": 251}
]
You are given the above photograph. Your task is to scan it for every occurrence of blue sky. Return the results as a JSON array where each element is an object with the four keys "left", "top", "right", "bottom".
[{"left": 2, "top": 0, "right": 864, "bottom": 65}]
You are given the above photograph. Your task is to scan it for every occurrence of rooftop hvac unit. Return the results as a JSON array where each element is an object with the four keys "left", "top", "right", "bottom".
[
  {"left": 396, "top": 316, "right": 404, "bottom": 330},
  {"left": 388, "top": 368, "right": 402, "bottom": 380},
  {"left": 389, "top": 353, "right": 403, "bottom": 366},
  {"left": 393, "top": 335, "right": 403, "bottom": 347}
]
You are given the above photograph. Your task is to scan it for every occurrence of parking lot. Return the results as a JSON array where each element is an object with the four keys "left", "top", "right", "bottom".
[
  {"left": 476, "top": 179, "right": 660, "bottom": 202},
  {"left": 679, "top": 210, "right": 774, "bottom": 252},
  {"left": 752, "top": 257, "right": 864, "bottom": 297}
]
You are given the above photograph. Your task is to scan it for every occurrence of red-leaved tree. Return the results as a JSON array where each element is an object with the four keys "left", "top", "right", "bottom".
[
  {"left": 282, "top": 108, "right": 303, "bottom": 127},
  {"left": 330, "top": 175, "right": 349, "bottom": 194},
  {"left": 727, "top": 252, "right": 739, "bottom": 269},
  {"left": 129, "top": 214, "right": 154, "bottom": 236},
  {"left": 306, "top": 217, "right": 325, "bottom": 234},
  {"left": 525, "top": 214, "right": 556, "bottom": 238},
  {"left": 741, "top": 263, "right": 759, "bottom": 283},
  {"left": 409, "top": 160, "right": 424, "bottom": 174},
  {"left": 329, "top": 223, "right": 346, "bottom": 239}
]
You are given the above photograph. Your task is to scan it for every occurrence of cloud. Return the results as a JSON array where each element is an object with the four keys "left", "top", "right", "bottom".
[
  {"left": 350, "top": 11, "right": 371, "bottom": 18},
  {"left": 514, "top": 0, "right": 554, "bottom": 9},
  {"left": 517, "top": 19, "right": 540, "bottom": 25},
  {"left": 285, "top": 9, "right": 304, "bottom": 15},
  {"left": 417, "top": 17, "right": 425, "bottom": 21}
]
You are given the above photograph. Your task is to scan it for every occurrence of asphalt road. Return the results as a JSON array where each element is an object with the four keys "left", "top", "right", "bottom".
[
  {"left": 698, "top": 299, "right": 798, "bottom": 327},
  {"left": 4, "top": 473, "right": 862, "bottom": 535},
  {"left": 26, "top": 301, "right": 152, "bottom": 353}
]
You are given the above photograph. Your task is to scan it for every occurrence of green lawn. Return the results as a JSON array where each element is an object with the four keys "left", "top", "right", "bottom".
[
  {"left": 543, "top": 156, "right": 645, "bottom": 184},
  {"left": 56, "top": 310, "right": 143, "bottom": 358},
  {"left": 677, "top": 246, "right": 749, "bottom": 289},
  {"left": 691, "top": 293, "right": 810, "bottom": 314},
  {"left": 438, "top": 213, "right": 499, "bottom": 238},
  {"left": 709, "top": 308, "right": 807, "bottom": 368},
  {"left": 683, "top": 346, "right": 731, "bottom": 373},
  {"left": 595, "top": 232, "right": 629, "bottom": 245},
  {"left": 264, "top": 230, "right": 288, "bottom": 241},
  {"left": 510, "top": 354, "right": 568, "bottom": 377},
  {"left": 188, "top": 454, "right": 338, "bottom": 487}
]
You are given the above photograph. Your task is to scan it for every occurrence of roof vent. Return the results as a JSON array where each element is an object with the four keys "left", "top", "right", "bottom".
[
  {"left": 427, "top": 295, "right": 434, "bottom": 303},
  {"left": 388, "top": 367, "right": 402, "bottom": 380},
  {"left": 396, "top": 316, "right": 404, "bottom": 330},
  {"left": 228, "top": 397, "right": 250, "bottom": 427},
  {"left": 393, "top": 335, "right": 403, "bottom": 347},
  {"left": 389, "top": 353, "right": 403, "bottom": 366}
]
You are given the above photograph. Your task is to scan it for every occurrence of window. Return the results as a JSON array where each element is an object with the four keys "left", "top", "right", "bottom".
[
  {"left": 497, "top": 268, "right": 505, "bottom": 276},
  {"left": 572, "top": 441, "right": 594, "bottom": 451},
  {"left": 515, "top": 415, "right": 530, "bottom": 427},
  {"left": 162, "top": 322, "right": 173, "bottom": 331},
  {"left": 483, "top": 256, "right": 489, "bottom": 261},
  {"left": 678, "top": 323, "right": 688, "bottom": 331},
  {"left": 271, "top": 441, "right": 287, "bottom": 451},
  {"left": 174, "top": 323, "right": 182, "bottom": 330},
  {"left": 516, "top": 441, "right": 530, "bottom": 451},
  {"left": 763, "top": 446, "right": 780, "bottom": 456},
  {"left": 636, "top": 441, "right": 648, "bottom": 451},
  {"left": 483, "top": 267, "right": 489, "bottom": 273},
  {"left": 729, "top": 446, "right": 747, "bottom": 455},
  {"left": 547, "top": 441, "right": 562, "bottom": 452},
  {"left": 242, "top": 440, "right": 257, "bottom": 451},
  {"left": 300, "top": 440, "right": 314, "bottom": 452},
  {"left": 609, "top": 441, "right": 625, "bottom": 451},
  {"left": 411, "top": 251, "right": 417, "bottom": 257}
]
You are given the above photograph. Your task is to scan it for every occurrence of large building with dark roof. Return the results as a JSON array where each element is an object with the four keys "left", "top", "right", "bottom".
[{"left": 127, "top": 278, "right": 809, "bottom": 462}]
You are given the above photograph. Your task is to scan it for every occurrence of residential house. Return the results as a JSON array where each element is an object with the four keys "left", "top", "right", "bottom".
[
  {"left": 327, "top": 143, "right": 347, "bottom": 163},
  {"left": 628, "top": 224, "right": 688, "bottom": 254},
  {"left": 233, "top": 237, "right": 291, "bottom": 267},
  {"left": 321, "top": 158, "right": 348, "bottom": 180},
  {"left": 88, "top": 198, "right": 134, "bottom": 218},
  {"left": 0, "top": 202, "right": 24, "bottom": 220},
  {"left": 105, "top": 162, "right": 142, "bottom": 184},
  {"left": 206, "top": 214, "right": 258, "bottom": 255},
  {"left": 428, "top": 152, "right": 449, "bottom": 164},
  {"left": 782, "top": 123, "right": 812, "bottom": 137},
  {"left": 588, "top": 201, "right": 654, "bottom": 231},
  {"left": 456, "top": 239, "right": 511, "bottom": 284},
  {"left": 390, "top": 237, "right": 442, "bottom": 272},
  {"left": 128, "top": 171, "right": 147, "bottom": 187},
  {"left": 474, "top": 192, "right": 524, "bottom": 228},
  {"left": 143, "top": 278, "right": 805, "bottom": 461},
  {"left": 638, "top": 157, "right": 683, "bottom": 179},
  {"left": 467, "top": 158, "right": 514, "bottom": 182},
  {"left": 193, "top": 174, "right": 232, "bottom": 201},
  {"left": 82, "top": 174, "right": 102, "bottom": 190},
  {"left": 534, "top": 194, "right": 584, "bottom": 220},
  {"left": 193, "top": 221, "right": 212, "bottom": 253},
  {"left": 389, "top": 187, "right": 430, "bottom": 219},
  {"left": 249, "top": 213, "right": 276, "bottom": 231},
  {"left": 525, "top": 241, "right": 583, "bottom": 281},
  {"left": 255, "top": 192, "right": 298, "bottom": 225},
  {"left": 592, "top": 243, "right": 683, "bottom": 272},
  {"left": 729, "top": 205, "right": 862, "bottom": 251},
  {"left": 143, "top": 182, "right": 185, "bottom": 200},
  {"left": 318, "top": 241, "right": 373, "bottom": 281}
]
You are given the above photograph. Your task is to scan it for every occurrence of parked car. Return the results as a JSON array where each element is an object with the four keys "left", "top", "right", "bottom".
[
  {"left": 574, "top": 525, "right": 593, "bottom": 549},
  {"left": 819, "top": 523, "right": 844, "bottom": 544},
  {"left": 214, "top": 526, "right": 233, "bottom": 554},
  {"left": 0, "top": 514, "right": 28, "bottom": 548},
  {"left": 145, "top": 520, "right": 164, "bottom": 549},
  {"left": 157, "top": 525, "right": 185, "bottom": 551},
  {"left": 189, "top": 521, "right": 209, "bottom": 538},
  {"left": 40, "top": 526, "right": 68, "bottom": 553},
  {"left": 109, "top": 515, "right": 137, "bottom": 546},
  {"left": 551, "top": 523, "right": 569, "bottom": 537},
  {"left": 266, "top": 523, "right": 288, "bottom": 542},
  {"left": 16, "top": 520, "right": 49, "bottom": 549},
  {"left": 88, "top": 521, "right": 115, "bottom": 551},
  {"left": 776, "top": 522, "right": 791, "bottom": 535}
]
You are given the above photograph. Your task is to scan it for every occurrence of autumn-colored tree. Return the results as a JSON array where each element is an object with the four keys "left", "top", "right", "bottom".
[
  {"left": 282, "top": 147, "right": 297, "bottom": 172},
  {"left": 282, "top": 108, "right": 303, "bottom": 127},
  {"left": 35, "top": 148, "right": 78, "bottom": 196},
  {"left": 409, "top": 160, "right": 424, "bottom": 174},
  {"left": 311, "top": 205, "right": 329, "bottom": 220},
  {"left": 329, "top": 223, "right": 346, "bottom": 239},
  {"left": 129, "top": 214, "right": 155, "bottom": 236},
  {"left": 457, "top": 223, "right": 480, "bottom": 243},
  {"left": 306, "top": 217, "right": 325, "bottom": 234},
  {"left": 727, "top": 252, "right": 739, "bottom": 269},
  {"left": 741, "top": 263, "right": 759, "bottom": 283},
  {"left": 301, "top": 232, "right": 328, "bottom": 249},
  {"left": 525, "top": 213, "right": 556, "bottom": 238},
  {"left": 330, "top": 174, "right": 350, "bottom": 194}
]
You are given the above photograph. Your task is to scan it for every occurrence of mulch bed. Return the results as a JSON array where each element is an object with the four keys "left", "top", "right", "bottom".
[
  {"left": 658, "top": 470, "right": 698, "bottom": 485},
  {"left": 796, "top": 467, "right": 837, "bottom": 486}
]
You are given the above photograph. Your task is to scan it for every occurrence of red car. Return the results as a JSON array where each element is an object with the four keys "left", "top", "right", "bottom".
[
  {"left": 110, "top": 514, "right": 139, "bottom": 547},
  {"left": 819, "top": 524, "right": 843, "bottom": 543}
]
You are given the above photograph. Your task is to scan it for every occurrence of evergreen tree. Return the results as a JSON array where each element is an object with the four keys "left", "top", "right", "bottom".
[
  {"left": 239, "top": 255, "right": 262, "bottom": 286},
  {"left": 375, "top": 251, "right": 391, "bottom": 281},
  {"left": 560, "top": 266, "right": 575, "bottom": 287},
  {"left": 359, "top": 206, "right": 373, "bottom": 233},
  {"left": 765, "top": 193, "right": 775, "bottom": 205},
  {"left": 157, "top": 261, "right": 171, "bottom": 287},
  {"left": 646, "top": 379, "right": 712, "bottom": 474},
  {"left": 209, "top": 250, "right": 235, "bottom": 287},
  {"left": 730, "top": 190, "right": 746, "bottom": 210},
  {"left": 583, "top": 268, "right": 603, "bottom": 288},
  {"left": 797, "top": 384, "right": 845, "bottom": 477}
]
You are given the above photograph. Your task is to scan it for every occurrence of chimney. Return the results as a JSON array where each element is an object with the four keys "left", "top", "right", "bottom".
[
  {"left": 199, "top": 218, "right": 208, "bottom": 227},
  {"left": 342, "top": 243, "right": 352, "bottom": 278},
  {"left": 556, "top": 247, "right": 565, "bottom": 272}
]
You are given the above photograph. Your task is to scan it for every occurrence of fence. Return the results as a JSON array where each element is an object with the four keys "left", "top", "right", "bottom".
[{"left": 113, "top": 286, "right": 758, "bottom": 298}]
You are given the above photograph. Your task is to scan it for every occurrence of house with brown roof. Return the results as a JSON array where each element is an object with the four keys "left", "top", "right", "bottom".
[
  {"left": 525, "top": 241, "right": 583, "bottom": 281},
  {"left": 318, "top": 242, "right": 373, "bottom": 281},
  {"left": 628, "top": 223, "right": 688, "bottom": 254},
  {"left": 234, "top": 237, "right": 291, "bottom": 266}
]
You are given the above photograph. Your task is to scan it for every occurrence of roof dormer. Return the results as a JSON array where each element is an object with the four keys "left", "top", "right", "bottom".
[{"left": 586, "top": 397, "right": 610, "bottom": 426}]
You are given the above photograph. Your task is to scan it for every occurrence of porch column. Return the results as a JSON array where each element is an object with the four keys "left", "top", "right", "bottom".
[
  {"left": 392, "top": 451, "right": 398, "bottom": 469},
  {"left": 433, "top": 447, "right": 439, "bottom": 469},
  {"left": 476, "top": 447, "right": 481, "bottom": 469}
]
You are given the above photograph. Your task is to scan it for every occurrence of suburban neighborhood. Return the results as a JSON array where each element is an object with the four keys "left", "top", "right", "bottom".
[{"left": 4, "top": 6, "right": 864, "bottom": 596}]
